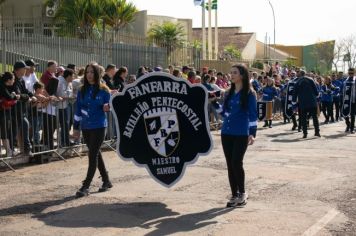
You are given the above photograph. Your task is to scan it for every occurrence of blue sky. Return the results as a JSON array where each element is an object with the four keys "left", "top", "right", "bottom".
[{"left": 130, "top": 0, "right": 355, "bottom": 45}]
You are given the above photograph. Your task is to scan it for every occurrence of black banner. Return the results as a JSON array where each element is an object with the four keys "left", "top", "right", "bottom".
[
  {"left": 257, "top": 101, "right": 266, "bottom": 121},
  {"left": 110, "top": 72, "right": 212, "bottom": 187},
  {"left": 342, "top": 79, "right": 355, "bottom": 117},
  {"left": 285, "top": 81, "right": 296, "bottom": 118}
]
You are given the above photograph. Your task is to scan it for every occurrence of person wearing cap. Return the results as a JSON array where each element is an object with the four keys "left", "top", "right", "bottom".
[
  {"left": 12, "top": 60, "right": 37, "bottom": 156},
  {"left": 154, "top": 66, "right": 163, "bottom": 72},
  {"left": 40, "top": 60, "right": 58, "bottom": 88},
  {"left": 23, "top": 59, "right": 39, "bottom": 93},
  {"left": 102, "top": 64, "right": 116, "bottom": 90},
  {"left": 293, "top": 70, "right": 320, "bottom": 138}
]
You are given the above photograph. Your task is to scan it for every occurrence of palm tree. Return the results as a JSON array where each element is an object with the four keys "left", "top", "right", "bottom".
[
  {"left": 46, "top": 0, "right": 104, "bottom": 38},
  {"left": 148, "top": 21, "right": 186, "bottom": 64}
]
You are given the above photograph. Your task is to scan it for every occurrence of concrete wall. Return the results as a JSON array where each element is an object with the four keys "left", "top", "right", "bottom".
[
  {"left": 0, "top": 0, "right": 44, "bottom": 18},
  {"left": 241, "top": 33, "right": 256, "bottom": 60},
  {"left": 275, "top": 45, "right": 303, "bottom": 66}
]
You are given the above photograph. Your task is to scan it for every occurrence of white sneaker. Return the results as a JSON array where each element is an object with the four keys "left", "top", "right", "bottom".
[
  {"left": 236, "top": 193, "right": 248, "bottom": 205},
  {"left": 226, "top": 193, "right": 248, "bottom": 207}
]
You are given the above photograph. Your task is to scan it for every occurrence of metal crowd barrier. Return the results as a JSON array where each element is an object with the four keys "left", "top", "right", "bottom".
[{"left": 0, "top": 98, "right": 117, "bottom": 171}]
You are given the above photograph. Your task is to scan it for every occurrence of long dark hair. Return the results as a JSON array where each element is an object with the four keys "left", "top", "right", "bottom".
[
  {"left": 81, "top": 63, "right": 108, "bottom": 99},
  {"left": 224, "top": 64, "right": 253, "bottom": 110}
]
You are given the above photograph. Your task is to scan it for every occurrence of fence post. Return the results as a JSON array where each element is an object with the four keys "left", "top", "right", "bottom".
[
  {"left": 57, "top": 36, "right": 61, "bottom": 64},
  {"left": 1, "top": 30, "right": 6, "bottom": 73}
]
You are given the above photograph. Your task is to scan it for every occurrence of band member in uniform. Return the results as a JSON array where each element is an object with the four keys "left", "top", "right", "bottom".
[
  {"left": 321, "top": 76, "right": 338, "bottom": 123},
  {"left": 262, "top": 77, "right": 278, "bottom": 128},
  {"left": 218, "top": 64, "right": 257, "bottom": 207},
  {"left": 331, "top": 73, "right": 343, "bottom": 121},
  {"left": 285, "top": 71, "right": 299, "bottom": 130},
  {"left": 343, "top": 68, "right": 356, "bottom": 133},
  {"left": 73, "top": 63, "right": 112, "bottom": 198},
  {"left": 293, "top": 70, "right": 320, "bottom": 138},
  {"left": 280, "top": 78, "right": 290, "bottom": 124}
]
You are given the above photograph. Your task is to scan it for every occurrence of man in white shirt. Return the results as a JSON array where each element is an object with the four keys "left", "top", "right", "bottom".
[
  {"left": 57, "top": 69, "right": 74, "bottom": 147},
  {"left": 23, "top": 59, "right": 39, "bottom": 93}
]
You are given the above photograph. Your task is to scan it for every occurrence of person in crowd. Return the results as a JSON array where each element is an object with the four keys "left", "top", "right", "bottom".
[
  {"left": 113, "top": 67, "right": 128, "bottom": 92},
  {"left": 57, "top": 69, "right": 75, "bottom": 147},
  {"left": 168, "top": 65, "right": 174, "bottom": 75},
  {"left": 172, "top": 69, "right": 181, "bottom": 78},
  {"left": 187, "top": 71, "right": 196, "bottom": 84},
  {"left": 343, "top": 68, "right": 356, "bottom": 133},
  {"left": 293, "top": 70, "right": 320, "bottom": 138},
  {"left": 12, "top": 61, "right": 37, "bottom": 156},
  {"left": 195, "top": 75, "right": 202, "bottom": 84},
  {"left": 32, "top": 82, "right": 47, "bottom": 146},
  {"left": 182, "top": 66, "right": 190, "bottom": 79},
  {"left": 56, "top": 66, "right": 65, "bottom": 78},
  {"left": 126, "top": 75, "right": 136, "bottom": 84},
  {"left": 102, "top": 64, "right": 116, "bottom": 90},
  {"left": 210, "top": 76, "right": 225, "bottom": 93},
  {"left": 137, "top": 66, "right": 147, "bottom": 79},
  {"left": 331, "top": 73, "right": 342, "bottom": 122},
  {"left": 218, "top": 64, "right": 257, "bottom": 207},
  {"left": 67, "top": 63, "right": 76, "bottom": 72},
  {"left": 73, "top": 63, "right": 112, "bottom": 198},
  {"left": 321, "top": 76, "right": 338, "bottom": 124},
  {"left": 250, "top": 72, "right": 262, "bottom": 93},
  {"left": 40, "top": 60, "right": 57, "bottom": 88},
  {"left": 23, "top": 59, "right": 39, "bottom": 93},
  {"left": 0, "top": 72, "right": 20, "bottom": 157},
  {"left": 262, "top": 77, "right": 279, "bottom": 128}
]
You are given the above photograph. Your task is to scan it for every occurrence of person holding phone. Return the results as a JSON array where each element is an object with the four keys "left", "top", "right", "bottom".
[{"left": 73, "top": 63, "right": 112, "bottom": 198}]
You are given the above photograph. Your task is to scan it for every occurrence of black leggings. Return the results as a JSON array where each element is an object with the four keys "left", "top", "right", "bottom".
[
  {"left": 221, "top": 134, "right": 248, "bottom": 196},
  {"left": 322, "top": 101, "right": 334, "bottom": 121},
  {"left": 82, "top": 127, "right": 109, "bottom": 187}
]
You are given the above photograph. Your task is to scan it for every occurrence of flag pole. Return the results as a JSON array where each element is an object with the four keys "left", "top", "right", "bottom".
[
  {"left": 202, "top": 2, "right": 206, "bottom": 60},
  {"left": 208, "top": 0, "right": 212, "bottom": 60},
  {"left": 214, "top": 5, "right": 218, "bottom": 60}
]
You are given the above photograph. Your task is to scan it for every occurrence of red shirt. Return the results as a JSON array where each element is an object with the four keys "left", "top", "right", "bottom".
[{"left": 40, "top": 70, "right": 55, "bottom": 88}]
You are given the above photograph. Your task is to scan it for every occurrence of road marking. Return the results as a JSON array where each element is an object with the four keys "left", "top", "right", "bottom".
[{"left": 302, "top": 209, "right": 339, "bottom": 236}]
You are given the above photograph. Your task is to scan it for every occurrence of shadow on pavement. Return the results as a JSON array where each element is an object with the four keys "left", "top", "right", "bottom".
[
  {"left": 29, "top": 201, "right": 232, "bottom": 234},
  {"left": 0, "top": 196, "right": 76, "bottom": 217}
]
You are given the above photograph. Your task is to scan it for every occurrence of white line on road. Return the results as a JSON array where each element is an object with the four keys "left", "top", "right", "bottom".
[{"left": 302, "top": 209, "right": 339, "bottom": 236}]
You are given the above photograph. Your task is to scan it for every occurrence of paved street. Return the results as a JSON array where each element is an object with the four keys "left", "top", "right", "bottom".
[{"left": 0, "top": 120, "right": 355, "bottom": 236}]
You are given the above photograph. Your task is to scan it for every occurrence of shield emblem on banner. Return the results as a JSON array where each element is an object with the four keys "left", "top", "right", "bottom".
[{"left": 144, "top": 108, "right": 180, "bottom": 157}]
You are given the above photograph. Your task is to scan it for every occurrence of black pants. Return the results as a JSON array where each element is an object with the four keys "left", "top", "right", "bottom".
[
  {"left": 322, "top": 101, "right": 334, "bottom": 122},
  {"left": 82, "top": 127, "right": 109, "bottom": 187},
  {"left": 333, "top": 99, "right": 340, "bottom": 120},
  {"left": 221, "top": 135, "right": 248, "bottom": 196},
  {"left": 42, "top": 113, "right": 57, "bottom": 150},
  {"left": 345, "top": 103, "right": 356, "bottom": 131},
  {"left": 300, "top": 107, "right": 320, "bottom": 135}
]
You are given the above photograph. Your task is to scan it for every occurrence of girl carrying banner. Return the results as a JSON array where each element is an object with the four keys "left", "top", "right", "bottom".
[{"left": 214, "top": 64, "right": 257, "bottom": 207}]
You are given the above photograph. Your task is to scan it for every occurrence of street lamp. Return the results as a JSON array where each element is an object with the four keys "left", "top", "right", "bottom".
[{"left": 268, "top": 0, "right": 276, "bottom": 63}]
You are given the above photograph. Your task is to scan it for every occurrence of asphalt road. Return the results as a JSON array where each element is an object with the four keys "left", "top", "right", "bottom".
[{"left": 0, "top": 120, "right": 355, "bottom": 236}]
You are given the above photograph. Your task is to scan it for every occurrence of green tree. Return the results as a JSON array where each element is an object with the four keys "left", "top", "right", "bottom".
[
  {"left": 223, "top": 44, "right": 242, "bottom": 60},
  {"left": 47, "top": 0, "right": 103, "bottom": 38},
  {"left": 102, "top": 0, "right": 138, "bottom": 32},
  {"left": 148, "top": 21, "right": 186, "bottom": 63}
]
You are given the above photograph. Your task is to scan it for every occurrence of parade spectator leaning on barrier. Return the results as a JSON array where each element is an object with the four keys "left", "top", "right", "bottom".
[
  {"left": 57, "top": 69, "right": 75, "bottom": 147},
  {"left": 102, "top": 64, "right": 117, "bottom": 90},
  {"left": 41, "top": 60, "right": 58, "bottom": 88},
  {"left": 13, "top": 60, "right": 37, "bottom": 157},
  {"left": 0, "top": 72, "right": 20, "bottom": 157},
  {"left": 23, "top": 59, "right": 39, "bottom": 93}
]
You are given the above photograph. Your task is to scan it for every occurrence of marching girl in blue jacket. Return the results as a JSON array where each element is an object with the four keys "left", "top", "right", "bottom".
[
  {"left": 215, "top": 64, "right": 257, "bottom": 207},
  {"left": 73, "top": 63, "right": 112, "bottom": 198},
  {"left": 321, "top": 76, "right": 339, "bottom": 123},
  {"left": 262, "top": 77, "right": 279, "bottom": 128}
]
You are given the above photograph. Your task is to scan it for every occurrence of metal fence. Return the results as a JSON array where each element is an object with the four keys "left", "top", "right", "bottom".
[
  {"left": 0, "top": 27, "right": 201, "bottom": 74},
  {"left": 0, "top": 97, "right": 117, "bottom": 171}
]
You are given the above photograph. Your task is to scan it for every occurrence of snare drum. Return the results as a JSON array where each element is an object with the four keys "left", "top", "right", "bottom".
[{"left": 266, "top": 101, "right": 273, "bottom": 120}]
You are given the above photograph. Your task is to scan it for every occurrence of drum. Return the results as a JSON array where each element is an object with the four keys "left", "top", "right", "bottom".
[{"left": 266, "top": 101, "right": 273, "bottom": 120}]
